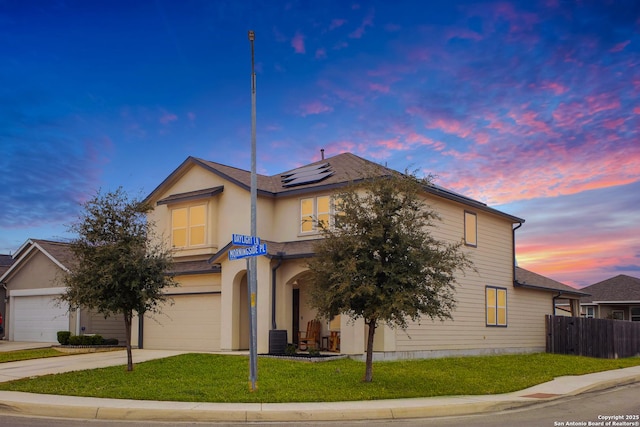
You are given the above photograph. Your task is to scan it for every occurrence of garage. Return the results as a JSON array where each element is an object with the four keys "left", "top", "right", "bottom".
[
  {"left": 12, "top": 294, "right": 69, "bottom": 342},
  {"left": 143, "top": 293, "right": 221, "bottom": 351}
]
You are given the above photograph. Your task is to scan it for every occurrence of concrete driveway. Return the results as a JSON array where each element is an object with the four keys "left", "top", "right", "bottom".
[{"left": 0, "top": 341, "right": 54, "bottom": 352}]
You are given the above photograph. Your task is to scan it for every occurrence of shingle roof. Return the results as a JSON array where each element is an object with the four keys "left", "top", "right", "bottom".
[
  {"left": 579, "top": 274, "right": 640, "bottom": 303},
  {"left": 0, "top": 254, "right": 14, "bottom": 277},
  {"left": 30, "top": 239, "right": 76, "bottom": 270},
  {"left": 515, "top": 266, "right": 588, "bottom": 297},
  {"left": 150, "top": 152, "right": 523, "bottom": 224}
]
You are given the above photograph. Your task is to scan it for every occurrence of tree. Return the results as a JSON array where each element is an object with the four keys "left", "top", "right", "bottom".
[
  {"left": 307, "top": 170, "right": 474, "bottom": 382},
  {"left": 61, "top": 187, "right": 177, "bottom": 371}
]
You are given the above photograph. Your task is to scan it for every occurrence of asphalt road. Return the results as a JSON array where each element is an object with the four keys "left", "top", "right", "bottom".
[{"left": 0, "top": 382, "right": 638, "bottom": 427}]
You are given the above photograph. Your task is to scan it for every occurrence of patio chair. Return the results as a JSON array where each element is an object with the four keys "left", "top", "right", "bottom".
[{"left": 298, "top": 319, "right": 322, "bottom": 351}]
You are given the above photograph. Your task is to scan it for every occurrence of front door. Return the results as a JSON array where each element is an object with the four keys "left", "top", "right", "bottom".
[{"left": 292, "top": 288, "right": 299, "bottom": 345}]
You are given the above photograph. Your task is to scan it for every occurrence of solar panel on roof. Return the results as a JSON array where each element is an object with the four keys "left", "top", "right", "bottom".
[
  {"left": 281, "top": 163, "right": 334, "bottom": 188},
  {"left": 281, "top": 162, "right": 330, "bottom": 178}
]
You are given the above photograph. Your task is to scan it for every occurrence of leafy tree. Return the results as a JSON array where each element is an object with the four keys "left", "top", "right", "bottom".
[
  {"left": 61, "top": 188, "right": 176, "bottom": 371},
  {"left": 307, "top": 170, "right": 473, "bottom": 382}
]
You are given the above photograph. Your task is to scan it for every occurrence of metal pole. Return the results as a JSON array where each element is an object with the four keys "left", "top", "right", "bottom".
[{"left": 247, "top": 29, "right": 258, "bottom": 392}]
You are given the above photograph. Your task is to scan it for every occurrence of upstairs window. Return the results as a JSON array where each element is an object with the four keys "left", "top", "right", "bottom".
[
  {"left": 464, "top": 211, "right": 477, "bottom": 247},
  {"left": 486, "top": 286, "right": 507, "bottom": 327},
  {"left": 300, "top": 195, "right": 331, "bottom": 233},
  {"left": 172, "top": 204, "right": 206, "bottom": 247}
]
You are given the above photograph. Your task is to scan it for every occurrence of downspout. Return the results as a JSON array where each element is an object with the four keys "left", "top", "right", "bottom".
[
  {"left": 271, "top": 252, "right": 284, "bottom": 330},
  {"left": 552, "top": 292, "right": 562, "bottom": 316},
  {"left": 512, "top": 222, "right": 523, "bottom": 284}
]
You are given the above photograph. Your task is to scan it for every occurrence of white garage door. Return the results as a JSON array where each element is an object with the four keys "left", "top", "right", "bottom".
[
  {"left": 143, "top": 294, "right": 220, "bottom": 351},
  {"left": 13, "top": 295, "right": 69, "bottom": 342}
]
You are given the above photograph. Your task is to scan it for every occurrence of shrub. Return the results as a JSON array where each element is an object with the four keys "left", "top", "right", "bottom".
[
  {"left": 90, "top": 334, "right": 104, "bottom": 345},
  {"left": 68, "top": 335, "right": 83, "bottom": 346},
  {"left": 285, "top": 344, "right": 297, "bottom": 355},
  {"left": 308, "top": 347, "right": 320, "bottom": 356},
  {"left": 103, "top": 338, "right": 119, "bottom": 346},
  {"left": 57, "top": 331, "right": 71, "bottom": 345}
]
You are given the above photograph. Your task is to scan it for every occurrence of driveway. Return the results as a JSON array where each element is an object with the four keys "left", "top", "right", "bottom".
[{"left": 0, "top": 341, "right": 53, "bottom": 352}]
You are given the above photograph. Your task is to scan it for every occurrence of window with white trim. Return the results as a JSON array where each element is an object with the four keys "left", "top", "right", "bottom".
[
  {"left": 300, "top": 195, "right": 331, "bottom": 233},
  {"left": 171, "top": 204, "right": 206, "bottom": 247},
  {"left": 486, "top": 286, "right": 507, "bottom": 327},
  {"left": 464, "top": 211, "right": 477, "bottom": 247},
  {"left": 584, "top": 306, "right": 595, "bottom": 318},
  {"left": 631, "top": 307, "right": 640, "bottom": 322}
]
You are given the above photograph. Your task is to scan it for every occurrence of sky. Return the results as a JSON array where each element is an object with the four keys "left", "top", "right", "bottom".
[{"left": 1, "top": 0, "right": 639, "bottom": 288}]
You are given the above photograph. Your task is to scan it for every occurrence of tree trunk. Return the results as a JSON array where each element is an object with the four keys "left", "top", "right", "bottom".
[
  {"left": 124, "top": 311, "right": 133, "bottom": 371},
  {"left": 363, "top": 318, "right": 377, "bottom": 382}
]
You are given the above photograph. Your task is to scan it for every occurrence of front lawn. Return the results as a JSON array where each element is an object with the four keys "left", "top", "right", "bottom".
[
  {"left": 0, "top": 353, "right": 638, "bottom": 403},
  {"left": 0, "top": 348, "right": 66, "bottom": 363}
]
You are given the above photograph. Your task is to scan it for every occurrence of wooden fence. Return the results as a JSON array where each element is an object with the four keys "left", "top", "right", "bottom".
[{"left": 546, "top": 315, "right": 640, "bottom": 359}]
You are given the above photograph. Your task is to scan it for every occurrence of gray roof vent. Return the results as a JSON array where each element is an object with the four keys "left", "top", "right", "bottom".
[{"left": 281, "top": 162, "right": 334, "bottom": 187}]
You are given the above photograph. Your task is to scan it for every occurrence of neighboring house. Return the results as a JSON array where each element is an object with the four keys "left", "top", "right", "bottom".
[
  {"left": 0, "top": 254, "right": 15, "bottom": 339},
  {"left": 135, "top": 152, "right": 587, "bottom": 359},
  {"left": 0, "top": 239, "right": 126, "bottom": 343},
  {"left": 580, "top": 275, "right": 640, "bottom": 321},
  {"left": 514, "top": 267, "right": 589, "bottom": 317}
]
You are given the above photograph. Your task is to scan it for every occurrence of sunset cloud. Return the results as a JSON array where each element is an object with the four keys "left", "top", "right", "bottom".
[
  {"left": 291, "top": 31, "right": 305, "bottom": 53},
  {"left": 298, "top": 101, "right": 333, "bottom": 117}
]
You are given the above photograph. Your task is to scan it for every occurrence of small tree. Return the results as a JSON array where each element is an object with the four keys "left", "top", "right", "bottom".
[
  {"left": 61, "top": 187, "right": 176, "bottom": 371},
  {"left": 307, "top": 170, "right": 473, "bottom": 382}
]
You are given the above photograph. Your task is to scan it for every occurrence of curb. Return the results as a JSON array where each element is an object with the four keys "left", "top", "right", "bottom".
[{"left": 0, "top": 368, "right": 638, "bottom": 422}]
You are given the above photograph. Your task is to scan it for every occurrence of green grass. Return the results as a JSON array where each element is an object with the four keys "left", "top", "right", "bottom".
[
  {"left": 0, "top": 353, "right": 638, "bottom": 403},
  {"left": 0, "top": 348, "right": 67, "bottom": 363}
]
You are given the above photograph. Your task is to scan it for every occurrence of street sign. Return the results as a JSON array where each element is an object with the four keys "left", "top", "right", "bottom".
[
  {"left": 228, "top": 243, "right": 267, "bottom": 261},
  {"left": 232, "top": 234, "right": 260, "bottom": 246}
]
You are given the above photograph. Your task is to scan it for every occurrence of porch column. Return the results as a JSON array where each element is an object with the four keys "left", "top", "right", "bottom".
[{"left": 339, "top": 316, "right": 365, "bottom": 355}]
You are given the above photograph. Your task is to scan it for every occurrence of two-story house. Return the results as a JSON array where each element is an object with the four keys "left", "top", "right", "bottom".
[{"left": 135, "top": 152, "right": 584, "bottom": 359}]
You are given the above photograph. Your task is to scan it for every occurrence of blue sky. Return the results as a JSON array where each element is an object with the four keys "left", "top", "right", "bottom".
[{"left": 1, "top": 0, "right": 639, "bottom": 288}]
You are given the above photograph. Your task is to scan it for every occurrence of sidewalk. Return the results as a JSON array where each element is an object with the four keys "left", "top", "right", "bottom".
[{"left": 0, "top": 347, "right": 638, "bottom": 422}]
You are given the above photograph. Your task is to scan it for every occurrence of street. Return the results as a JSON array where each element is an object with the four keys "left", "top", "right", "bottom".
[{"left": 0, "top": 382, "right": 638, "bottom": 427}]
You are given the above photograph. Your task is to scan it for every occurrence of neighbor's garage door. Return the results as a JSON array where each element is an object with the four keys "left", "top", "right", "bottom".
[
  {"left": 143, "top": 294, "right": 220, "bottom": 351},
  {"left": 13, "top": 295, "right": 69, "bottom": 342}
]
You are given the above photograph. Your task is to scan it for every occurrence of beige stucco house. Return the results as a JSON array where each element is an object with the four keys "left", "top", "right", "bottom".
[
  {"left": 135, "top": 152, "right": 584, "bottom": 359},
  {"left": 0, "top": 239, "right": 126, "bottom": 343}
]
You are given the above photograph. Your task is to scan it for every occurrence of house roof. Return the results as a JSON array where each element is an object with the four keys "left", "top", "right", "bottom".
[
  {"left": 146, "top": 152, "right": 524, "bottom": 224},
  {"left": 514, "top": 266, "right": 589, "bottom": 298},
  {"left": 0, "top": 239, "right": 75, "bottom": 283},
  {"left": 579, "top": 274, "right": 640, "bottom": 304},
  {"left": 0, "top": 254, "right": 14, "bottom": 277}
]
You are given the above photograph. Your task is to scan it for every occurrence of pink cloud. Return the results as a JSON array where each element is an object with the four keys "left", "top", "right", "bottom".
[
  {"left": 610, "top": 40, "right": 630, "bottom": 53},
  {"left": 585, "top": 94, "right": 621, "bottom": 114},
  {"left": 446, "top": 28, "right": 482, "bottom": 41},
  {"left": 159, "top": 112, "right": 177, "bottom": 125},
  {"left": 634, "top": 106, "right": 640, "bottom": 114},
  {"left": 602, "top": 118, "right": 625, "bottom": 129},
  {"left": 298, "top": 101, "right": 333, "bottom": 117},
  {"left": 349, "top": 10, "right": 374, "bottom": 39},
  {"left": 329, "top": 19, "right": 346, "bottom": 30},
  {"left": 291, "top": 32, "right": 305, "bottom": 54},
  {"left": 315, "top": 48, "right": 327, "bottom": 59},
  {"left": 187, "top": 112, "right": 196, "bottom": 122},
  {"left": 369, "top": 83, "right": 390, "bottom": 93},
  {"left": 536, "top": 81, "right": 568, "bottom": 95}
]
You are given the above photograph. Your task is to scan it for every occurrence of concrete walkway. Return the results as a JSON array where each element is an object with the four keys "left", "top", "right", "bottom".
[{"left": 0, "top": 344, "right": 638, "bottom": 422}]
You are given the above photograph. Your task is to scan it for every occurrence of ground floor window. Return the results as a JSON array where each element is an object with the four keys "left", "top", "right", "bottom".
[
  {"left": 610, "top": 310, "right": 624, "bottom": 320},
  {"left": 486, "top": 286, "right": 507, "bottom": 327},
  {"left": 631, "top": 307, "right": 640, "bottom": 322},
  {"left": 584, "top": 306, "right": 595, "bottom": 318}
]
